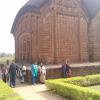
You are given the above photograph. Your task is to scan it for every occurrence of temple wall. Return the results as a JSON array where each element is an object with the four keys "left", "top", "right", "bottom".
[
  {"left": 89, "top": 12, "right": 100, "bottom": 62},
  {"left": 14, "top": 0, "right": 89, "bottom": 64},
  {"left": 54, "top": 0, "right": 88, "bottom": 63},
  {"left": 79, "top": 17, "right": 88, "bottom": 62},
  {"left": 38, "top": 13, "right": 54, "bottom": 64},
  {"left": 14, "top": 13, "right": 37, "bottom": 63}
]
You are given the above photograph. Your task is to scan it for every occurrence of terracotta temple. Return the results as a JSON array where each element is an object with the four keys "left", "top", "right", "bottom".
[{"left": 11, "top": 0, "right": 100, "bottom": 64}]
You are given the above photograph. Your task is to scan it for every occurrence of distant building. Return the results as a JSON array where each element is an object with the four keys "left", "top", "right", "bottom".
[{"left": 11, "top": 0, "right": 100, "bottom": 64}]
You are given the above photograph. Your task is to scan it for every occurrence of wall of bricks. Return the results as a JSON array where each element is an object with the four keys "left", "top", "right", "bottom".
[
  {"left": 89, "top": 12, "right": 100, "bottom": 62},
  {"left": 14, "top": 0, "right": 89, "bottom": 64}
]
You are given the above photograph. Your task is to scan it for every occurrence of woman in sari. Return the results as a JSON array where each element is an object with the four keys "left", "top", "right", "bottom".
[{"left": 40, "top": 63, "right": 46, "bottom": 83}]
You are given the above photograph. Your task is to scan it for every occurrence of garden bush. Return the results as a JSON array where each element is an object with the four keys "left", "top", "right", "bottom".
[
  {"left": 54, "top": 74, "right": 100, "bottom": 86},
  {"left": 0, "top": 80, "right": 23, "bottom": 100},
  {"left": 45, "top": 74, "right": 100, "bottom": 100}
]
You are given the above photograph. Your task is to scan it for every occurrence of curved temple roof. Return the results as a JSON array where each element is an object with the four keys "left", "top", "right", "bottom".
[
  {"left": 11, "top": 0, "right": 100, "bottom": 34},
  {"left": 11, "top": 0, "right": 48, "bottom": 33}
]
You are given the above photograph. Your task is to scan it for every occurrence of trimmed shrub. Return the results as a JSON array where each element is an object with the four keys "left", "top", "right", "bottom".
[
  {"left": 0, "top": 80, "right": 23, "bottom": 100},
  {"left": 85, "top": 75, "right": 100, "bottom": 86},
  {"left": 45, "top": 74, "right": 100, "bottom": 100},
  {"left": 46, "top": 80, "right": 100, "bottom": 100},
  {"left": 54, "top": 74, "right": 100, "bottom": 86}
]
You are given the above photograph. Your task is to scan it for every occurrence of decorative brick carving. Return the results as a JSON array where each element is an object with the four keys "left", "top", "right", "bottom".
[{"left": 12, "top": 0, "right": 100, "bottom": 64}]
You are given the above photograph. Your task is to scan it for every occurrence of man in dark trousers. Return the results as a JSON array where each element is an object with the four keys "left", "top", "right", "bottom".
[{"left": 8, "top": 61, "right": 16, "bottom": 88}]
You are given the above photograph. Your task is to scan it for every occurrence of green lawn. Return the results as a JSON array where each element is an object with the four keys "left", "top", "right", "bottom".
[
  {"left": 0, "top": 80, "right": 23, "bottom": 100},
  {"left": 88, "top": 85, "right": 100, "bottom": 91}
]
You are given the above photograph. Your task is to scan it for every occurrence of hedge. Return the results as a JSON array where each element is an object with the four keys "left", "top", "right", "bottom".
[
  {"left": 54, "top": 74, "right": 100, "bottom": 86},
  {"left": 0, "top": 80, "right": 23, "bottom": 100},
  {"left": 45, "top": 74, "right": 100, "bottom": 100}
]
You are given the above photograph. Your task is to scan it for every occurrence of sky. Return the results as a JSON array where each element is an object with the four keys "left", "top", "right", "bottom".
[{"left": 0, "top": 0, "right": 28, "bottom": 54}]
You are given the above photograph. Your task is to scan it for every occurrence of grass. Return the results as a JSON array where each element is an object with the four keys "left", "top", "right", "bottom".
[
  {"left": 0, "top": 80, "right": 23, "bottom": 100},
  {"left": 88, "top": 85, "right": 100, "bottom": 91}
]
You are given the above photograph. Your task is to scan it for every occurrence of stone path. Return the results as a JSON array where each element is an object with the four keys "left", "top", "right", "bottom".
[{"left": 13, "top": 80, "right": 67, "bottom": 100}]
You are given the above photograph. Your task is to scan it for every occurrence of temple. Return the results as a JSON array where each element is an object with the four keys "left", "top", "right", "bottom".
[{"left": 11, "top": 0, "right": 100, "bottom": 64}]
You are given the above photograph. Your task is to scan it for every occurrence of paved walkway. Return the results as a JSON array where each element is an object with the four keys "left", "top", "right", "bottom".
[{"left": 13, "top": 80, "right": 67, "bottom": 100}]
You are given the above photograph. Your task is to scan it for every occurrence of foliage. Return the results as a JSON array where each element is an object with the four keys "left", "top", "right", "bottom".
[
  {"left": 89, "top": 85, "right": 100, "bottom": 91},
  {"left": 0, "top": 53, "right": 15, "bottom": 57},
  {"left": 0, "top": 55, "right": 15, "bottom": 65},
  {"left": 45, "top": 74, "right": 100, "bottom": 100},
  {"left": 63, "top": 74, "right": 100, "bottom": 86},
  {"left": 0, "top": 80, "right": 23, "bottom": 100}
]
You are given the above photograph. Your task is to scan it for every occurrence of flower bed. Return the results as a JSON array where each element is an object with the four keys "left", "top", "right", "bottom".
[
  {"left": 0, "top": 80, "right": 23, "bottom": 100},
  {"left": 45, "top": 74, "right": 100, "bottom": 100}
]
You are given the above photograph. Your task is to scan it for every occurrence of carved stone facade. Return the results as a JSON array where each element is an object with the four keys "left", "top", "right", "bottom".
[
  {"left": 11, "top": 0, "right": 100, "bottom": 64},
  {"left": 89, "top": 12, "right": 100, "bottom": 62}
]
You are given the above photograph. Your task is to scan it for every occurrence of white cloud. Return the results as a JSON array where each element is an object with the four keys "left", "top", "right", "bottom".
[{"left": 0, "top": 0, "right": 28, "bottom": 54}]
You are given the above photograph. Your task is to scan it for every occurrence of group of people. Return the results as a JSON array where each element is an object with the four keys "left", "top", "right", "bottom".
[
  {"left": 0, "top": 61, "right": 27, "bottom": 88},
  {"left": 16, "top": 64, "right": 27, "bottom": 83},
  {"left": 0, "top": 60, "right": 46, "bottom": 87},
  {"left": 31, "top": 62, "right": 46, "bottom": 85},
  {"left": 16, "top": 62, "right": 46, "bottom": 85},
  {"left": 0, "top": 59, "right": 71, "bottom": 88},
  {"left": 0, "top": 61, "right": 17, "bottom": 88}
]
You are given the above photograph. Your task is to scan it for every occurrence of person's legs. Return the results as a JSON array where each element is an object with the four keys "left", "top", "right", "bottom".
[
  {"left": 32, "top": 75, "right": 35, "bottom": 85},
  {"left": 21, "top": 75, "right": 24, "bottom": 83},
  {"left": 4, "top": 74, "right": 7, "bottom": 83},
  {"left": 22, "top": 75, "right": 24, "bottom": 82},
  {"left": 2, "top": 74, "right": 4, "bottom": 82},
  {"left": 34, "top": 76, "right": 36, "bottom": 84},
  {"left": 41, "top": 74, "right": 45, "bottom": 84},
  {"left": 3, "top": 74, "right": 6, "bottom": 82},
  {"left": 12, "top": 75, "right": 16, "bottom": 87},
  {"left": 10, "top": 75, "right": 13, "bottom": 87},
  {"left": 35, "top": 76, "right": 37, "bottom": 83},
  {"left": 63, "top": 71, "right": 67, "bottom": 78}
]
